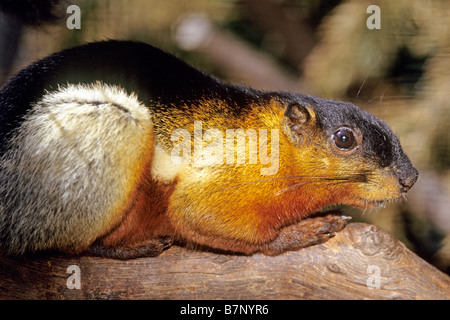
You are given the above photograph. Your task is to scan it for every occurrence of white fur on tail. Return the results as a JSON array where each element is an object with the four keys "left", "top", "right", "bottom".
[{"left": 0, "top": 82, "right": 152, "bottom": 254}]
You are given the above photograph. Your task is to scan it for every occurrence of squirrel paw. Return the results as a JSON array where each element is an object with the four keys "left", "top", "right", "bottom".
[
  {"left": 261, "top": 211, "right": 351, "bottom": 256},
  {"left": 86, "top": 237, "right": 173, "bottom": 259}
]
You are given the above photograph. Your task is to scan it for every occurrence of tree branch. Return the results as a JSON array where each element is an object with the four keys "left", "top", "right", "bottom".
[{"left": 0, "top": 223, "right": 449, "bottom": 299}]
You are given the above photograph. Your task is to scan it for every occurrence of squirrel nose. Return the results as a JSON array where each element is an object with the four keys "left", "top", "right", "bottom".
[{"left": 398, "top": 167, "right": 418, "bottom": 193}]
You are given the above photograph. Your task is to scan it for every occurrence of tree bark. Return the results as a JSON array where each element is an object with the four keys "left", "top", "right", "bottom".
[{"left": 0, "top": 223, "right": 448, "bottom": 300}]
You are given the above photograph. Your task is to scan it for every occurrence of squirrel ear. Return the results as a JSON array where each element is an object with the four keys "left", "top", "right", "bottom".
[
  {"left": 282, "top": 103, "right": 314, "bottom": 145},
  {"left": 284, "top": 103, "right": 311, "bottom": 125}
]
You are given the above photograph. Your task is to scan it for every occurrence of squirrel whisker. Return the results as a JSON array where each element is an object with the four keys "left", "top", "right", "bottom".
[{"left": 208, "top": 173, "right": 367, "bottom": 195}]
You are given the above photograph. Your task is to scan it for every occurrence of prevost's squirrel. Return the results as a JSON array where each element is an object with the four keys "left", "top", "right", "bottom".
[{"left": 0, "top": 40, "right": 418, "bottom": 259}]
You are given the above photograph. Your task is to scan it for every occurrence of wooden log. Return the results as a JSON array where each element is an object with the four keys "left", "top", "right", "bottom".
[{"left": 0, "top": 222, "right": 448, "bottom": 300}]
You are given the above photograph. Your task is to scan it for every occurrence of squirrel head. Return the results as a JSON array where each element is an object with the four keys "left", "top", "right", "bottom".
[{"left": 276, "top": 93, "right": 418, "bottom": 210}]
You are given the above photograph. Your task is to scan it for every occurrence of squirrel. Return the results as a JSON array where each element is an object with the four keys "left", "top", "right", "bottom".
[{"left": 0, "top": 40, "right": 418, "bottom": 259}]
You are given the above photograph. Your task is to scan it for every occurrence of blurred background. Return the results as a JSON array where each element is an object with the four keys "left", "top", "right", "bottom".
[{"left": 0, "top": 0, "right": 449, "bottom": 274}]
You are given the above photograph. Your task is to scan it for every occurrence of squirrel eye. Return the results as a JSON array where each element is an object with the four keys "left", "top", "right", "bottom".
[{"left": 332, "top": 128, "right": 357, "bottom": 150}]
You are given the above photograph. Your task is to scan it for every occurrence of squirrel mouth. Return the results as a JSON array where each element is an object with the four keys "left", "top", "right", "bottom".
[
  {"left": 351, "top": 197, "right": 397, "bottom": 210},
  {"left": 320, "top": 198, "right": 396, "bottom": 211}
]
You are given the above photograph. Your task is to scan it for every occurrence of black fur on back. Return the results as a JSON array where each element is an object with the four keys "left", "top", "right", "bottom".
[{"left": 0, "top": 40, "right": 260, "bottom": 155}]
